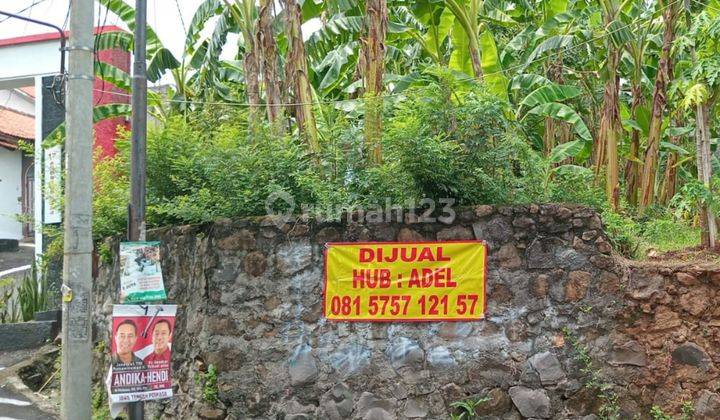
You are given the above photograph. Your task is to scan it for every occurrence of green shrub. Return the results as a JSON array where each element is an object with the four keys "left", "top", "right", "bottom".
[
  {"left": 641, "top": 218, "right": 699, "bottom": 252},
  {"left": 202, "top": 364, "right": 219, "bottom": 403},
  {"left": 380, "top": 83, "right": 544, "bottom": 205},
  {"left": 549, "top": 165, "right": 606, "bottom": 209},
  {"left": 17, "top": 264, "right": 50, "bottom": 322},
  {"left": 92, "top": 83, "right": 542, "bottom": 237},
  {"left": 602, "top": 211, "right": 643, "bottom": 258}
]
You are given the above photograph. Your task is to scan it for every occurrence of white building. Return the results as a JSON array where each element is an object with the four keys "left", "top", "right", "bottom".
[
  {"left": 0, "top": 26, "right": 129, "bottom": 252},
  {"left": 0, "top": 87, "right": 35, "bottom": 241}
]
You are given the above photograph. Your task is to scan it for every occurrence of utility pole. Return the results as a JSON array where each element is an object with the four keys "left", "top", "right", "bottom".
[
  {"left": 129, "top": 0, "right": 147, "bottom": 243},
  {"left": 61, "top": 0, "right": 94, "bottom": 418},
  {"left": 128, "top": 0, "right": 148, "bottom": 418}
]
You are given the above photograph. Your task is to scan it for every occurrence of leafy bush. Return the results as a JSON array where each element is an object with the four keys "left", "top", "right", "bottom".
[
  {"left": 641, "top": 218, "right": 700, "bottom": 252},
  {"left": 602, "top": 211, "right": 643, "bottom": 258},
  {"left": 0, "top": 264, "right": 51, "bottom": 323},
  {"left": 93, "top": 83, "right": 542, "bottom": 237},
  {"left": 17, "top": 264, "right": 50, "bottom": 322},
  {"left": 549, "top": 165, "right": 606, "bottom": 209},
  {"left": 377, "top": 83, "right": 545, "bottom": 205}
]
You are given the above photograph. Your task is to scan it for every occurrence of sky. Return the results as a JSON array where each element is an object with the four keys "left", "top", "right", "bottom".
[
  {"left": 0, "top": 0, "right": 209, "bottom": 56},
  {"left": 0, "top": 0, "right": 237, "bottom": 85}
]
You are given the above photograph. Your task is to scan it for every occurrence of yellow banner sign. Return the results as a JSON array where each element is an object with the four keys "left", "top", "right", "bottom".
[{"left": 323, "top": 241, "right": 486, "bottom": 322}]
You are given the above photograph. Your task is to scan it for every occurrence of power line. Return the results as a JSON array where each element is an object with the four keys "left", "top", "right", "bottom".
[
  {"left": 91, "top": 86, "right": 406, "bottom": 107},
  {"left": 62, "top": 0, "right": 72, "bottom": 31},
  {"left": 0, "top": 0, "right": 49, "bottom": 24}
]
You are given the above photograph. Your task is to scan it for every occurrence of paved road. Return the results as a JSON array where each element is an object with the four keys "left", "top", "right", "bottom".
[
  {"left": 0, "top": 243, "right": 34, "bottom": 274},
  {"left": 0, "top": 349, "right": 57, "bottom": 420},
  {"left": 0, "top": 385, "right": 55, "bottom": 420}
]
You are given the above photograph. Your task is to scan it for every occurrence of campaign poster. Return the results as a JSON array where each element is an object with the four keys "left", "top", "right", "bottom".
[
  {"left": 119, "top": 241, "right": 167, "bottom": 303},
  {"left": 109, "top": 304, "right": 176, "bottom": 403}
]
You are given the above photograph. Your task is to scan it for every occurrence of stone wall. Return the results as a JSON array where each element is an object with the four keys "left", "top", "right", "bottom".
[{"left": 91, "top": 205, "right": 720, "bottom": 419}]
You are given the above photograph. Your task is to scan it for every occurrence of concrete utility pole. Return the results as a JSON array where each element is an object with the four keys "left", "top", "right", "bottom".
[
  {"left": 129, "top": 0, "right": 148, "bottom": 243},
  {"left": 129, "top": 0, "right": 148, "bottom": 418},
  {"left": 61, "top": 0, "right": 94, "bottom": 418}
]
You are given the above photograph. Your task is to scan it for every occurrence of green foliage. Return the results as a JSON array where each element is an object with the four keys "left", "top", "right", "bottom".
[
  {"left": 93, "top": 137, "right": 131, "bottom": 241},
  {"left": 91, "top": 383, "right": 112, "bottom": 420},
  {"left": 641, "top": 218, "right": 700, "bottom": 253},
  {"left": 380, "top": 81, "right": 544, "bottom": 205},
  {"left": 549, "top": 165, "right": 605, "bottom": 208},
  {"left": 602, "top": 211, "right": 643, "bottom": 257},
  {"left": 680, "top": 400, "right": 695, "bottom": 420},
  {"left": 562, "top": 327, "right": 621, "bottom": 420},
  {"left": 92, "top": 82, "right": 546, "bottom": 237},
  {"left": 670, "top": 177, "right": 720, "bottom": 221},
  {"left": 449, "top": 395, "right": 490, "bottom": 419},
  {"left": 202, "top": 364, "right": 219, "bottom": 404},
  {"left": 17, "top": 264, "right": 50, "bottom": 322},
  {"left": 0, "top": 279, "right": 20, "bottom": 323},
  {"left": 649, "top": 406, "right": 672, "bottom": 420}
]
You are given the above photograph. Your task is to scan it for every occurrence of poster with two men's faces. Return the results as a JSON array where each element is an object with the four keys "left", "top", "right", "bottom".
[{"left": 109, "top": 304, "right": 176, "bottom": 403}]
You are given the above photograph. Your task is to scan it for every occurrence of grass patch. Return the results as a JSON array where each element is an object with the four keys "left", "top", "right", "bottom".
[{"left": 640, "top": 218, "right": 700, "bottom": 253}]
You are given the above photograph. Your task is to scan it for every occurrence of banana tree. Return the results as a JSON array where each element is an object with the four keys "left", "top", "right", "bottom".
[
  {"left": 98, "top": 0, "right": 182, "bottom": 90},
  {"left": 362, "top": 0, "right": 388, "bottom": 165},
  {"left": 438, "top": 0, "right": 513, "bottom": 101},
  {"left": 284, "top": 0, "right": 320, "bottom": 154},
  {"left": 638, "top": 0, "right": 681, "bottom": 211},
  {"left": 597, "top": 0, "right": 630, "bottom": 210},
  {"left": 258, "top": 0, "right": 283, "bottom": 126},
  {"left": 677, "top": 6, "right": 720, "bottom": 248},
  {"left": 622, "top": 0, "right": 654, "bottom": 206}
]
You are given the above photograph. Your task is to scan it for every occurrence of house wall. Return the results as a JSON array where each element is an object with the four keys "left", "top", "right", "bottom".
[
  {"left": 93, "top": 47, "right": 131, "bottom": 158},
  {"left": 0, "top": 40, "right": 61, "bottom": 89},
  {"left": 0, "top": 90, "right": 34, "bottom": 115},
  {"left": 0, "top": 148, "right": 23, "bottom": 240}
]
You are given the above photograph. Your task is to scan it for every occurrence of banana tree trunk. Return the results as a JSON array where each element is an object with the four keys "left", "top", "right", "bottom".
[
  {"left": 361, "top": 0, "right": 387, "bottom": 165},
  {"left": 543, "top": 58, "right": 571, "bottom": 160},
  {"left": 599, "top": 47, "right": 621, "bottom": 209},
  {"left": 624, "top": 82, "right": 643, "bottom": 206},
  {"left": 638, "top": 5, "right": 675, "bottom": 212},
  {"left": 543, "top": 117, "right": 555, "bottom": 157},
  {"left": 244, "top": 44, "right": 261, "bottom": 131},
  {"left": 696, "top": 102, "right": 717, "bottom": 248},
  {"left": 226, "top": 0, "right": 262, "bottom": 131},
  {"left": 258, "top": 0, "right": 283, "bottom": 128},
  {"left": 469, "top": 43, "right": 482, "bottom": 79},
  {"left": 284, "top": 0, "right": 320, "bottom": 155},
  {"left": 659, "top": 116, "right": 681, "bottom": 205}
]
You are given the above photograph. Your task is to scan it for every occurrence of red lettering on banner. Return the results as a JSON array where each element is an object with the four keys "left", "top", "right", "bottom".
[
  {"left": 353, "top": 269, "right": 391, "bottom": 288},
  {"left": 357, "top": 247, "right": 452, "bottom": 263},
  {"left": 407, "top": 267, "right": 454, "bottom": 288},
  {"left": 359, "top": 248, "right": 374, "bottom": 263}
]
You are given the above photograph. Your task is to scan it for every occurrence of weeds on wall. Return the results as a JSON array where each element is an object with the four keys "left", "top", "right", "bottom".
[
  {"left": 202, "top": 364, "right": 219, "bottom": 404},
  {"left": 449, "top": 395, "right": 490, "bottom": 419},
  {"left": 0, "top": 277, "right": 20, "bottom": 323},
  {"left": 562, "top": 327, "right": 621, "bottom": 419},
  {"left": 194, "top": 363, "right": 219, "bottom": 404}
]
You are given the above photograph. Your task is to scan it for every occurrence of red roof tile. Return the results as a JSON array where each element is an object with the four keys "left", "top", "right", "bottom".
[
  {"left": 18, "top": 86, "right": 35, "bottom": 98},
  {"left": 0, "top": 106, "right": 34, "bottom": 142}
]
